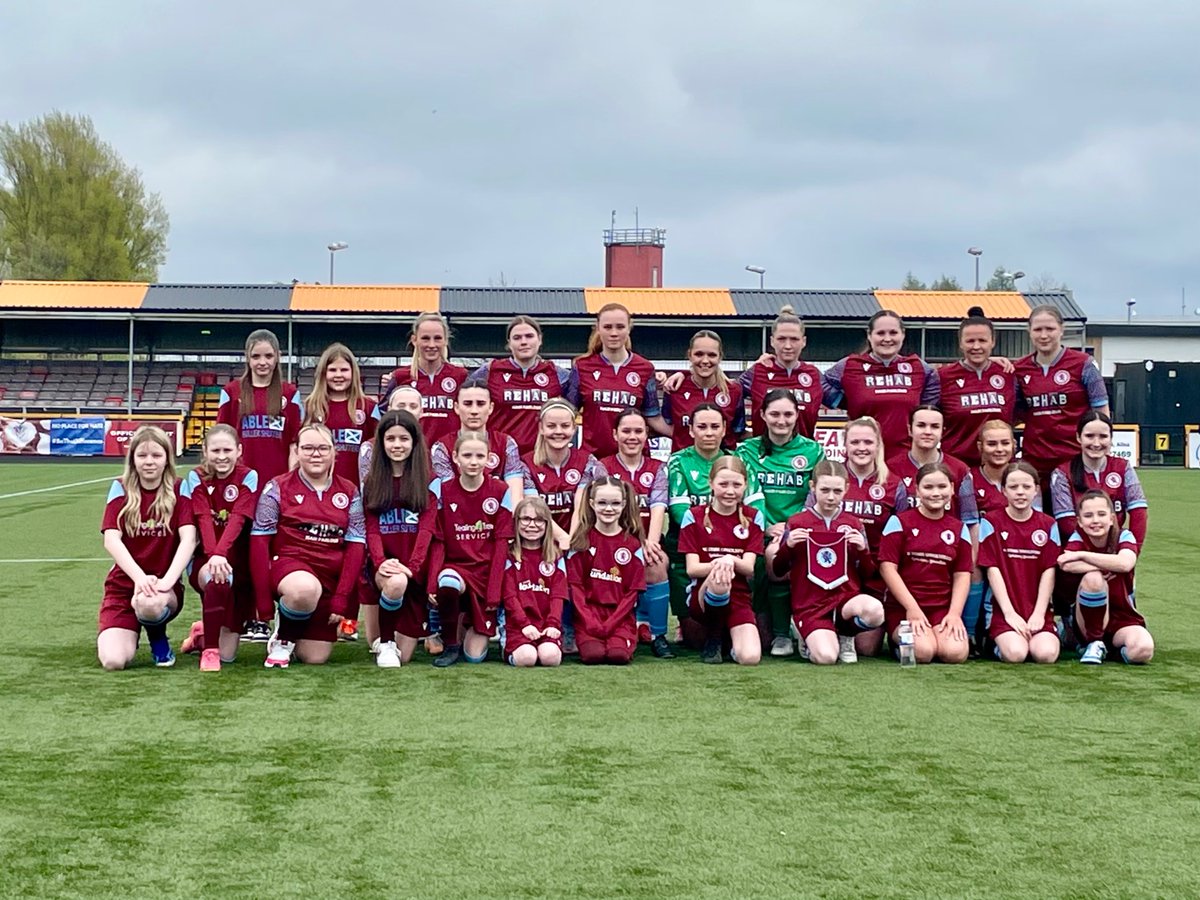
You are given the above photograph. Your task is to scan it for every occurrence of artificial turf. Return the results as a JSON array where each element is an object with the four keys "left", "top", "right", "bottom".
[{"left": 1, "top": 463, "right": 1198, "bottom": 899}]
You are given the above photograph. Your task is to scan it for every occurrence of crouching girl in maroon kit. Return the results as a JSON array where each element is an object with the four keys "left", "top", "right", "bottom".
[
  {"left": 181, "top": 424, "right": 259, "bottom": 671},
  {"left": 1058, "top": 492, "right": 1153, "bottom": 666},
  {"left": 427, "top": 431, "right": 515, "bottom": 667},
  {"left": 879, "top": 462, "right": 973, "bottom": 664},
  {"left": 504, "top": 498, "right": 568, "bottom": 667},
  {"left": 568, "top": 477, "right": 646, "bottom": 665},
  {"left": 362, "top": 410, "right": 436, "bottom": 668},
  {"left": 771, "top": 460, "right": 884, "bottom": 666},
  {"left": 252, "top": 423, "right": 366, "bottom": 668},
  {"left": 98, "top": 426, "right": 198, "bottom": 670},
  {"left": 978, "top": 462, "right": 1060, "bottom": 664},
  {"left": 678, "top": 457, "right": 763, "bottom": 666}
]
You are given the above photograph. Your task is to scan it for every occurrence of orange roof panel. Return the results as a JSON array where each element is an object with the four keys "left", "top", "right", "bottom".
[
  {"left": 289, "top": 285, "right": 440, "bottom": 313},
  {"left": 583, "top": 288, "right": 735, "bottom": 316},
  {"left": 873, "top": 290, "right": 1031, "bottom": 320},
  {"left": 0, "top": 280, "right": 147, "bottom": 309}
]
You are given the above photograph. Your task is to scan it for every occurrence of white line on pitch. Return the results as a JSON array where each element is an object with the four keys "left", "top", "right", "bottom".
[
  {"left": 0, "top": 475, "right": 115, "bottom": 501},
  {"left": 0, "top": 558, "right": 110, "bottom": 563}
]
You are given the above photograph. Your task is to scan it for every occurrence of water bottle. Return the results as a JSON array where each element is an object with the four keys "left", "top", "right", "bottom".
[{"left": 898, "top": 620, "right": 916, "bottom": 668}]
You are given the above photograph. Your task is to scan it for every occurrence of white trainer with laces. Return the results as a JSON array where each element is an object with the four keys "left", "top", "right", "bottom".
[
  {"left": 376, "top": 641, "right": 402, "bottom": 668},
  {"left": 264, "top": 636, "right": 295, "bottom": 668},
  {"left": 1079, "top": 640, "right": 1107, "bottom": 665},
  {"left": 838, "top": 635, "right": 858, "bottom": 664}
]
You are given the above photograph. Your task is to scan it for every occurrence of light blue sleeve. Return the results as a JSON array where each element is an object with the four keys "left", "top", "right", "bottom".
[{"left": 881, "top": 515, "right": 902, "bottom": 536}]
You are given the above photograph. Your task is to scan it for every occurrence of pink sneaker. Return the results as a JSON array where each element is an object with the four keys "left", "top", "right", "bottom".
[
  {"left": 199, "top": 648, "right": 221, "bottom": 672},
  {"left": 180, "top": 620, "right": 204, "bottom": 655}
]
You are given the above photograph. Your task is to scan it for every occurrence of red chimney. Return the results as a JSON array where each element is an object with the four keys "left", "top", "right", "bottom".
[{"left": 603, "top": 227, "right": 665, "bottom": 288}]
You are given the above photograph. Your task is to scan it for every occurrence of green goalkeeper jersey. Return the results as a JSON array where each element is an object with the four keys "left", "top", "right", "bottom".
[
  {"left": 735, "top": 433, "right": 825, "bottom": 527},
  {"left": 667, "top": 446, "right": 729, "bottom": 529}
]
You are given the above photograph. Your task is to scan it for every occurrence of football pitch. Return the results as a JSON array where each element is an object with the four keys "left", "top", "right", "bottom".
[{"left": 1, "top": 463, "right": 1199, "bottom": 899}]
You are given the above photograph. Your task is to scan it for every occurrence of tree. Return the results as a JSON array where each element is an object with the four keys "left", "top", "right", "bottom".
[
  {"left": 901, "top": 271, "right": 927, "bottom": 291},
  {"left": 929, "top": 274, "right": 962, "bottom": 291},
  {"left": 0, "top": 112, "right": 168, "bottom": 280},
  {"left": 985, "top": 266, "right": 1016, "bottom": 291},
  {"left": 1025, "top": 272, "right": 1070, "bottom": 293}
]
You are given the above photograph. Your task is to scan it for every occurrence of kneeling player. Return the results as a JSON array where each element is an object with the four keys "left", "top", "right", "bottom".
[
  {"left": 504, "top": 498, "right": 567, "bottom": 667},
  {"left": 678, "top": 457, "right": 763, "bottom": 665},
  {"left": 1058, "top": 491, "right": 1153, "bottom": 665},
  {"left": 769, "top": 460, "right": 883, "bottom": 665},
  {"left": 978, "top": 462, "right": 1060, "bottom": 664},
  {"left": 98, "top": 426, "right": 198, "bottom": 670},
  {"left": 251, "top": 424, "right": 366, "bottom": 668}
]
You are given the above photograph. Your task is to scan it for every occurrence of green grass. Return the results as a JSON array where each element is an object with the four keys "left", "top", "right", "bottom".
[{"left": 1, "top": 465, "right": 1199, "bottom": 899}]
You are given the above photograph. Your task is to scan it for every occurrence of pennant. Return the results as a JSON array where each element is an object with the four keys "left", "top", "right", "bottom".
[{"left": 806, "top": 531, "right": 849, "bottom": 590}]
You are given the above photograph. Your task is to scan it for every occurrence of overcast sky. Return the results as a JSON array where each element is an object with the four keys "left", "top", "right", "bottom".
[{"left": 2, "top": 1, "right": 1197, "bottom": 317}]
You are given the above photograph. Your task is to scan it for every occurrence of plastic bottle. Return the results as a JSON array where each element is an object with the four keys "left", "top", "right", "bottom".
[{"left": 898, "top": 620, "right": 916, "bottom": 668}]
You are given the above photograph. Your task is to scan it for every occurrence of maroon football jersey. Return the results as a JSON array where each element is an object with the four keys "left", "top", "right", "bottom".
[
  {"left": 1049, "top": 456, "right": 1148, "bottom": 543},
  {"left": 311, "top": 397, "right": 378, "bottom": 485},
  {"left": 569, "top": 352, "right": 661, "bottom": 459},
  {"left": 774, "top": 508, "right": 871, "bottom": 622},
  {"left": 1015, "top": 348, "right": 1108, "bottom": 476},
  {"left": 661, "top": 376, "right": 745, "bottom": 450},
  {"left": 472, "top": 358, "right": 568, "bottom": 455},
  {"left": 503, "top": 548, "right": 568, "bottom": 650},
  {"left": 978, "top": 508, "right": 1060, "bottom": 631},
  {"left": 598, "top": 454, "right": 668, "bottom": 536},
  {"left": 101, "top": 479, "right": 196, "bottom": 590},
  {"left": 821, "top": 353, "right": 938, "bottom": 452},
  {"left": 185, "top": 463, "right": 258, "bottom": 559},
  {"left": 889, "top": 452, "right": 978, "bottom": 524},
  {"left": 521, "top": 448, "right": 605, "bottom": 532},
  {"left": 878, "top": 508, "right": 972, "bottom": 617},
  {"left": 364, "top": 482, "right": 436, "bottom": 577},
  {"left": 1064, "top": 529, "right": 1143, "bottom": 631},
  {"left": 387, "top": 362, "right": 469, "bottom": 445},
  {"left": 937, "top": 361, "right": 1017, "bottom": 466},
  {"left": 738, "top": 359, "right": 824, "bottom": 439},
  {"left": 567, "top": 529, "right": 646, "bottom": 637},
  {"left": 250, "top": 469, "right": 366, "bottom": 583},
  {"left": 676, "top": 503, "right": 764, "bottom": 608},
  {"left": 426, "top": 476, "right": 514, "bottom": 596},
  {"left": 216, "top": 380, "right": 302, "bottom": 482},
  {"left": 431, "top": 428, "right": 522, "bottom": 483}
]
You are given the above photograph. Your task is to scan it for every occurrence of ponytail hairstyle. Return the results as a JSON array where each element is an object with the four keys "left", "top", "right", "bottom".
[
  {"left": 772, "top": 304, "right": 805, "bottom": 336},
  {"left": 1028, "top": 304, "right": 1064, "bottom": 326},
  {"left": 1070, "top": 410, "right": 1114, "bottom": 495},
  {"left": 809, "top": 458, "right": 849, "bottom": 489},
  {"left": 687, "top": 329, "right": 730, "bottom": 395},
  {"left": 362, "top": 410, "right": 429, "bottom": 514},
  {"left": 295, "top": 422, "right": 335, "bottom": 480},
  {"left": 863, "top": 308, "right": 906, "bottom": 356},
  {"left": 915, "top": 460, "right": 955, "bottom": 491},
  {"left": 384, "top": 383, "right": 423, "bottom": 415},
  {"left": 408, "top": 312, "right": 452, "bottom": 380},
  {"left": 454, "top": 429, "right": 490, "bottom": 453},
  {"left": 119, "top": 425, "right": 177, "bottom": 536},
  {"left": 453, "top": 378, "right": 493, "bottom": 423},
  {"left": 304, "top": 342, "right": 366, "bottom": 427},
  {"left": 511, "top": 496, "right": 559, "bottom": 565},
  {"left": 612, "top": 406, "right": 649, "bottom": 453},
  {"left": 703, "top": 456, "right": 750, "bottom": 533},
  {"left": 757, "top": 389, "right": 799, "bottom": 457},
  {"left": 959, "top": 305, "right": 995, "bottom": 338},
  {"left": 1076, "top": 489, "right": 1119, "bottom": 553},
  {"left": 532, "top": 398, "right": 578, "bottom": 466},
  {"left": 198, "top": 423, "right": 240, "bottom": 480},
  {"left": 1001, "top": 460, "right": 1040, "bottom": 489},
  {"left": 844, "top": 416, "right": 889, "bottom": 485},
  {"left": 577, "top": 302, "right": 633, "bottom": 361},
  {"left": 506, "top": 315, "right": 544, "bottom": 350},
  {"left": 569, "top": 475, "right": 643, "bottom": 551},
  {"left": 976, "top": 419, "right": 1015, "bottom": 462},
  {"left": 237, "top": 328, "right": 284, "bottom": 418}
]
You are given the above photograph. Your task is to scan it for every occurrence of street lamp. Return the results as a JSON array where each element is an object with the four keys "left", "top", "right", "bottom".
[
  {"left": 1126, "top": 298, "right": 1137, "bottom": 323},
  {"left": 745, "top": 265, "right": 766, "bottom": 289},
  {"left": 967, "top": 247, "right": 983, "bottom": 291},
  {"left": 1005, "top": 271, "right": 1026, "bottom": 288},
  {"left": 327, "top": 241, "right": 349, "bottom": 284}
]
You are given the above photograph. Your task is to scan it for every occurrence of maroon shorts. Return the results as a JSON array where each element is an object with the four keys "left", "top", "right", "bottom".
[
  {"left": 793, "top": 605, "right": 865, "bottom": 641},
  {"left": 884, "top": 601, "right": 949, "bottom": 636},
  {"left": 505, "top": 635, "right": 563, "bottom": 659},
  {"left": 989, "top": 611, "right": 1057, "bottom": 640},
  {"left": 98, "top": 579, "right": 185, "bottom": 634},
  {"left": 575, "top": 627, "right": 634, "bottom": 664},
  {"left": 686, "top": 588, "right": 755, "bottom": 630},
  {"left": 271, "top": 558, "right": 339, "bottom": 643}
]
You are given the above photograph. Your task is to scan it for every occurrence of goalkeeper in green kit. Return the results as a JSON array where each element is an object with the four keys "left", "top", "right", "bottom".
[{"left": 735, "top": 389, "right": 824, "bottom": 657}]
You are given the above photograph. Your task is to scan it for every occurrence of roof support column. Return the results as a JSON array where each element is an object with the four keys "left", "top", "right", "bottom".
[{"left": 127, "top": 315, "right": 135, "bottom": 417}]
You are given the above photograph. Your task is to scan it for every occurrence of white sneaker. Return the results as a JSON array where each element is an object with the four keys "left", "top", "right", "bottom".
[
  {"left": 264, "top": 635, "right": 295, "bottom": 668},
  {"left": 369, "top": 638, "right": 381, "bottom": 655},
  {"left": 376, "top": 641, "right": 402, "bottom": 668},
  {"left": 1079, "top": 640, "right": 1107, "bottom": 665},
  {"left": 769, "top": 636, "right": 795, "bottom": 657},
  {"left": 838, "top": 635, "right": 858, "bottom": 664}
]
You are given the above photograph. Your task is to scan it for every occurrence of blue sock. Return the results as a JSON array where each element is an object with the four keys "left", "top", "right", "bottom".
[
  {"left": 379, "top": 593, "right": 403, "bottom": 612},
  {"left": 982, "top": 587, "right": 993, "bottom": 630},
  {"left": 427, "top": 605, "right": 442, "bottom": 634},
  {"left": 278, "top": 600, "right": 312, "bottom": 621},
  {"left": 704, "top": 589, "right": 730, "bottom": 608},
  {"left": 851, "top": 615, "right": 875, "bottom": 633},
  {"left": 464, "top": 647, "right": 488, "bottom": 664},
  {"left": 148, "top": 635, "right": 171, "bottom": 656},
  {"left": 963, "top": 582, "right": 984, "bottom": 634},
  {"left": 644, "top": 580, "right": 670, "bottom": 636}
]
